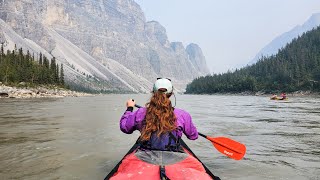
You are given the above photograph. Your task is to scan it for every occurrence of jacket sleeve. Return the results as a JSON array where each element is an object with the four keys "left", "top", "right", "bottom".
[
  {"left": 119, "top": 108, "right": 137, "bottom": 134},
  {"left": 182, "top": 112, "right": 198, "bottom": 140}
]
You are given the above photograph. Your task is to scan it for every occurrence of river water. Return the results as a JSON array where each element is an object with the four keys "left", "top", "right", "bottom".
[{"left": 0, "top": 94, "right": 319, "bottom": 180}]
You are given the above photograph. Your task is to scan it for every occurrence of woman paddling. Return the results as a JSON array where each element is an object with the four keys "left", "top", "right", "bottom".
[{"left": 111, "top": 78, "right": 215, "bottom": 180}]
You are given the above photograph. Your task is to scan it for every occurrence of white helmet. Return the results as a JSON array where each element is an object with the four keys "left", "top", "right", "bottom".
[{"left": 153, "top": 78, "right": 173, "bottom": 94}]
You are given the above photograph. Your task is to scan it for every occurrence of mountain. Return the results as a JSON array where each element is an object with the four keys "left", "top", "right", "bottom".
[
  {"left": 186, "top": 26, "right": 320, "bottom": 94},
  {"left": 0, "top": 0, "right": 209, "bottom": 93},
  {"left": 249, "top": 13, "right": 320, "bottom": 65}
]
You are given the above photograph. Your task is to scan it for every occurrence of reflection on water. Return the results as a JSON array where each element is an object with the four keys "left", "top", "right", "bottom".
[{"left": 0, "top": 95, "right": 319, "bottom": 180}]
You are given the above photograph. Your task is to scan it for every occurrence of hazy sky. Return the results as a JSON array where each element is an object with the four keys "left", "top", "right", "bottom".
[{"left": 135, "top": 0, "right": 320, "bottom": 73}]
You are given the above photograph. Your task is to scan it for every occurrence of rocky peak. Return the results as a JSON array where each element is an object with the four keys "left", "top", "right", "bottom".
[
  {"left": 307, "top": 13, "right": 320, "bottom": 27},
  {"left": 186, "top": 43, "right": 210, "bottom": 74},
  {"left": 249, "top": 12, "right": 320, "bottom": 65},
  {"left": 145, "top": 21, "right": 169, "bottom": 47},
  {"left": 170, "top": 42, "right": 185, "bottom": 52}
]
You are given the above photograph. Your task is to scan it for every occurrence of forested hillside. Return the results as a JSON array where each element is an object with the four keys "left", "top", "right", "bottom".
[
  {"left": 0, "top": 45, "right": 64, "bottom": 87},
  {"left": 186, "top": 26, "right": 320, "bottom": 94}
]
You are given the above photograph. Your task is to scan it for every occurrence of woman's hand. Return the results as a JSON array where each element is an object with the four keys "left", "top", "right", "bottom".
[{"left": 126, "top": 99, "right": 135, "bottom": 107}]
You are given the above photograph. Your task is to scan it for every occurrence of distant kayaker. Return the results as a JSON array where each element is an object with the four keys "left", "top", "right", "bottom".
[
  {"left": 113, "top": 78, "right": 213, "bottom": 179},
  {"left": 270, "top": 94, "right": 277, "bottom": 100},
  {"left": 280, "top": 93, "right": 287, "bottom": 100}
]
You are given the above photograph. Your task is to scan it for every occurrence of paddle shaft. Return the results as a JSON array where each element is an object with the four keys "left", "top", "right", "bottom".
[
  {"left": 134, "top": 104, "right": 142, "bottom": 108},
  {"left": 198, "top": 132, "right": 207, "bottom": 138}
]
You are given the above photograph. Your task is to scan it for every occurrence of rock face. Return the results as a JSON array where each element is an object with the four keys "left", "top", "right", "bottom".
[
  {"left": 186, "top": 43, "right": 209, "bottom": 73},
  {"left": 0, "top": 30, "right": 5, "bottom": 44},
  {"left": 0, "top": 0, "right": 209, "bottom": 92}
]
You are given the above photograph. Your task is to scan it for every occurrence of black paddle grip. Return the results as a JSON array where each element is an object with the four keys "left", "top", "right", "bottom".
[{"left": 198, "top": 132, "right": 207, "bottom": 138}]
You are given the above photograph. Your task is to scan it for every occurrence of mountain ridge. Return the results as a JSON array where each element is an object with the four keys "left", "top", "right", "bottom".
[
  {"left": 249, "top": 12, "right": 320, "bottom": 65},
  {"left": 186, "top": 26, "right": 320, "bottom": 94},
  {"left": 0, "top": 0, "right": 209, "bottom": 92}
]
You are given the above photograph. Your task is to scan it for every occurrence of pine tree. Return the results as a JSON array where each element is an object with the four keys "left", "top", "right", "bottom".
[
  {"left": 56, "top": 64, "right": 60, "bottom": 84},
  {"left": 60, "top": 64, "right": 65, "bottom": 86},
  {"left": 0, "top": 43, "right": 4, "bottom": 56},
  {"left": 50, "top": 57, "right": 56, "bottom": 83},
  {"left": 39, "top": 52, "right": 43, "bottom": 66}
]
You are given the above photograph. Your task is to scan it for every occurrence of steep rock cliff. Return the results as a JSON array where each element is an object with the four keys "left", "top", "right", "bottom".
[{"left": 0, "top": 0, "right": 209, "bottom": 92}]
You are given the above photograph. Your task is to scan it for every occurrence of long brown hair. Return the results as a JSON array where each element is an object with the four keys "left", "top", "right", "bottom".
[{"left": 140, "top": 90, "right": 177, "bottom": 141}]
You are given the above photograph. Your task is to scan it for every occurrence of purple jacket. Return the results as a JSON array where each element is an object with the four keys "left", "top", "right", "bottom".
[{"left": 120, "top": 107, "right": 198, "bottom": 140}]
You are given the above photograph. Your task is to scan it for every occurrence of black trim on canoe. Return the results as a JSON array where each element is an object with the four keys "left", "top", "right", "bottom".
[{"left": 104, "top": 139, "right": 221, "bottom": 180}]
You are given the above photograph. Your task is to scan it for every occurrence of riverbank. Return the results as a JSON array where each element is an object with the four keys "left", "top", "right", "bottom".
[
  {"left": 187, "top": 90, "right": 320, "bottom": 97},
  {"left": 254, "top": 90, "right": 320, "bottom": 97},
  {"left": 0, "top": 84, "right": 92, "bottom": 98}
]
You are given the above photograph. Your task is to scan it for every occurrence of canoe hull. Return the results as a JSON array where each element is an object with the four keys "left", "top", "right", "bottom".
[
  {"left": 270, "top": 97, "right": 288, "bottom": 100},
  {"left": 105, "top": 139, "right": 220, "bottom": 180}
]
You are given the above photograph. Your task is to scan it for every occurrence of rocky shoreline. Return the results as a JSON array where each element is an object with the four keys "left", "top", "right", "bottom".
[
  {"left": 254, "top": 91, "right": 320, "bottom": 97},
  {"left": 186, "top": 91, "right": 320, "bottom": 97},
  {"left": 0, "top": 84, "right": 92, "bottom": 98}
]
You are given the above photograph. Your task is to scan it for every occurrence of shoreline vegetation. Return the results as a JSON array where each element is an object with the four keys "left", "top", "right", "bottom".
[
  {"left": 1, "top": 82, "right": 318, "bottom": 99},
  {"left": 0, "top": 83, "right": 91, "bottom": 98},
  {"left": 222, "top": 91, "right": 320, "bottom": 97},
  {"left": 0, "top": 45, "right": 92, "bottom": 98},
  {"left": 186, "top": 90, "right": 320, "bottom": 97}
]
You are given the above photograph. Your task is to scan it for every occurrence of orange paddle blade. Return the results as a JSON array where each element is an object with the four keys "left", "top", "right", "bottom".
[{"left": 207, "top": 136, "right": 246, "bottom": 160}]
